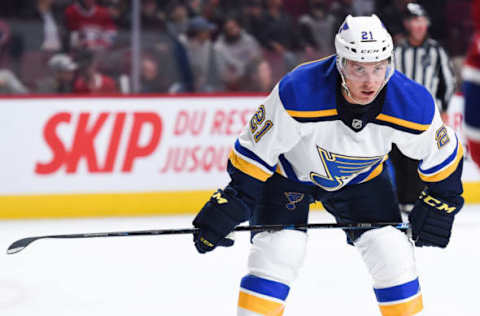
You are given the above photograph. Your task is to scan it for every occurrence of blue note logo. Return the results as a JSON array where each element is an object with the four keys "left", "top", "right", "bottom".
[
  {"left": 310, "top": 146, "right": 384, "bottom": 191},
  {"left": 284, "top": 192, "right": 305, "bottom": 210}
]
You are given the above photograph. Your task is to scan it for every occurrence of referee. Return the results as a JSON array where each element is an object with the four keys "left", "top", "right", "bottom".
[{"left": 390, "top": 3, "right": 457, "bottom": 213}]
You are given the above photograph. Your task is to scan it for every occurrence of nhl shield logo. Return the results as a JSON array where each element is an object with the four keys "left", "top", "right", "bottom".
[
  {"left": 284, "top": 192, "right": 304, "bottom": 210},
  {"left": 352, "top": 119, "right": 363, "bottom": 130}
]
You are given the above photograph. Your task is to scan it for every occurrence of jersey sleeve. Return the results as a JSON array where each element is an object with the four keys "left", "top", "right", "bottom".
[
  {"left": 396, "top": 106, "right": 463, "bottom": 193},
  {"left": 228, "top": 84, "right": 302, "bottom": 182}
]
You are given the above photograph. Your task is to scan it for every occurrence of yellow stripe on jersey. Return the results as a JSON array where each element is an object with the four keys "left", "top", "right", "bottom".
[
  {"left": 229, "top": 150, "right": 272, "bottom": 181},
  {"left": 363, "top": 162, "right": 384, "bottom": 183},
  {"left": 376, "top": 114, "right": 430, "bottom": 132},
  {"left": 238, "top": 291, "right": 285, "bottom": 316},
  {"left": 286, "top": 108, "right": 338, "bottom": 118},
  {"left": 378, "top": 294, "right": 423, "bottom": 316},
  {"left": 419, "top": 143, "right": 464, "bottom": 182}
]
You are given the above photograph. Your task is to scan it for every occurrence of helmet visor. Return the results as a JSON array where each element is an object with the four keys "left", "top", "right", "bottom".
[{"left": 339, "top": 58, "right": 394, "bottom": 83}]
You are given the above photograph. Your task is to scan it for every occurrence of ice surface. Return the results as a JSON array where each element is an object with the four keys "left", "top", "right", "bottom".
[{"left": 0, "top": 205, "right": 479, "bottom": 315}]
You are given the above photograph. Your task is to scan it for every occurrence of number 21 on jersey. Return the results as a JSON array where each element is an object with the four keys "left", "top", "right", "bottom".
[{"left": 250, "top": 104, "right": 273, "bottom": 143}]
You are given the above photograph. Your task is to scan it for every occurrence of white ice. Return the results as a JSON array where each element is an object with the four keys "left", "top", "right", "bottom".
[{"left": 0, "top": 205, "right": 479, "bottom": 316}]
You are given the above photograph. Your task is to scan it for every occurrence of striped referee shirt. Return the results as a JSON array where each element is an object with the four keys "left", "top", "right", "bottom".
[{"left": 394, "top": 38, "right": 456, "bottom": 111}]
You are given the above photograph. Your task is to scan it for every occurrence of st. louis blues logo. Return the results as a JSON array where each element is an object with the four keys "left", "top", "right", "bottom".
[
  {"left": 310, "top": 146, "right": 384, "bottom": 191},
  {"left": 284, "top": 192, "right": 305, "bottom": 210}
]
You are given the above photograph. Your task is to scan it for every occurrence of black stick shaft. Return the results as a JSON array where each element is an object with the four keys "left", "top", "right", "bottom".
[{"left": 6, "top": 222, "right": 408, "bottom": 255}]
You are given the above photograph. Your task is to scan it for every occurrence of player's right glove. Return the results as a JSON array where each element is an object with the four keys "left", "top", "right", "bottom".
[
  {"left": 192, "top": 186, "right": 251, "bottom": 254},
  {"left": 408, "top": 189, "right": 464, "bottom": 248}
]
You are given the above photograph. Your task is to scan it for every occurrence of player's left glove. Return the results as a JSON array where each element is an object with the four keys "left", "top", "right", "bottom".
[
  {"left": 408, "top": 189, "right": 464, "bottom": 248},
  {"left": 193, "top": 187, "right": 250, "bottom": 254}
]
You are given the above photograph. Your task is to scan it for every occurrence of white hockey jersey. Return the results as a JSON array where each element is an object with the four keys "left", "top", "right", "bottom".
[{"left": 229, "top": 55, "right": 463, "bottom": 192}]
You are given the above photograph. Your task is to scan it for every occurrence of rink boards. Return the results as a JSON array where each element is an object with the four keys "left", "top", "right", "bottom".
[{"left": 0, "top": 94, "right": 478, "bottom": 219}]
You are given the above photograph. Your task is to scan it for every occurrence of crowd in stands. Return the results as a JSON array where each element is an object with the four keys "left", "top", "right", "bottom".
[{"left": 0, "top": 0, "right": 474, "bottom": 95}]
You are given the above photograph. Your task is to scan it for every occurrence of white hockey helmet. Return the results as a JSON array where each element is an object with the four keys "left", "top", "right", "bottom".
[
  {"left": 335, "top": 15, "right": 395, "bottom": 103},
  {"left": 335, "top": 14, "right": 393, "bottom": 63}
]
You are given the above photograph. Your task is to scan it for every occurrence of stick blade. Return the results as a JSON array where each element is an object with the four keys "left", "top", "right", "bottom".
[{"left": 7, "top": 237, "right": 39, "bottom": 255}]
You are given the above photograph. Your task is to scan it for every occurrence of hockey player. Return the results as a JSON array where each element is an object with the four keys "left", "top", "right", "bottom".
[
  {"left": 193, "top": 15, "right": 464, "bottom": 316},
  {"left": 463, "top": 0, "right": 480, "bottom": 168}
]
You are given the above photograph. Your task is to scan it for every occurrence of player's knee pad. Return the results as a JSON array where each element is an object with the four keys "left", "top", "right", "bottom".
[
  {"left": 354, "top": 226, "right": 417, "bottom": 288},
  {"left": 247, "top": 229, "right": 308, "bottom": 284}
]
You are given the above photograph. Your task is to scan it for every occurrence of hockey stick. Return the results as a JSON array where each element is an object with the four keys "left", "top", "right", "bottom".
[{"left": 6, "top": 222, "right": 408, "bottom": 255}]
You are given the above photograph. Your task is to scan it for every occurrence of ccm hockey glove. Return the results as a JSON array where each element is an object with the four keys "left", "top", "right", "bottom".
[
  {"left": 408, "top": 190, "right": 464, "bottom": 248},
  {"left": 193, "top": 186, "right": 251, "bottom": 254}
]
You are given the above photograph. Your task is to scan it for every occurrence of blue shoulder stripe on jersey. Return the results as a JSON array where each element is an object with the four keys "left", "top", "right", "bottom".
[
  {"left": 234, "top": 140, "right": 276, "bottom": 172},
  {"left": 419, "top": 136, "right": 458, "bottom": 175},
  {"left": 279, "top": 155, "right": 314, "bottom": 186},
  {"left": 278, "top": 55, "right": 337, "bottom": 114},
  {"left": 240, "top": 275, "right": 290, "bottom": 301},
  {"left": 380, "top": 71, "right": 435, "bottom": 129},
  {"left": 374, "top": 278, "right": 420, "bottom": 303}
]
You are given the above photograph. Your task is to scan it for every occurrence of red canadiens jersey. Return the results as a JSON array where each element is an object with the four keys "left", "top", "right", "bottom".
[
  {"left": 65, "top": 4, "right": 117, "bottom": 49},
  {"left": 73, "top": 74, "right": 118, "bottom": 94},
  {"left": 465, "top": 33, "right": 480, "bottom": 70}
]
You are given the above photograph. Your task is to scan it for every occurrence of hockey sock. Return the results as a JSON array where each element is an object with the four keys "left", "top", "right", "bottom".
[
  {"left": 374, "top": 278, "right": 423, "bottom": 316},
  {"left": 237, "top": 274, "right": 290, "bottom": 316}
]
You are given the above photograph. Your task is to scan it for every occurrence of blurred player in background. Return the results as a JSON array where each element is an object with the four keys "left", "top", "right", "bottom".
[
  {"left": 391, "top": 3, "right": 457, "bottom": 213},
  {"left": 463, "top": 0, "right": 480, "bottom": 168},
  {"left": 192, "top": 15, "right": 464, "bottom": 316}
]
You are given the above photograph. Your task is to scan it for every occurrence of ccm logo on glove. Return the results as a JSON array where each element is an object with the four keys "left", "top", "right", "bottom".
[{"left": 419, "top": 191, "right": 457, "bottom": 213}]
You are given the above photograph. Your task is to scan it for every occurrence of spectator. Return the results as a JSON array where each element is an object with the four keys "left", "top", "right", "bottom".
[
  {"left": 261, "top": 0, "right": 303, "bottom": 56},
  {"left": 139, "top": 56, "right": 171, "bottom": 93},
  {"left": 298, "top": 0, "right": 337, "bottom": 58},
  {"left": 259, "top": 0, "right": 305, "bottom": 82},
  {"left": 0, "top": 69, "right": 29, "bottom": 94},
  {"left": 140, "top": 0, "right": 165, "bottom": 30},
  {"left": 140, "top": 8, "right": 194, "bottom": 93},
  {"left": 391, "top": 3, "right": 457, "bottom": 214},
  {"left": 242, "top": 0, "right": 266, "bottom": 44},
  {"left": 179, "top": 16, "right": 222, "bottom": 92},
  {"left": 37, "top": 0, "right": 63, "bottom": 52},
  {"left": 73, "top": 50, "right": 117, "bottom": 94},
  {"left": 36, "top": 53, "right": 77, "bottom": 93},
  {"left": 243, "top": 59, "right": 274, "bottom": 92},
  {"left": 166, "top": 2, "right": 190, "bottom": 38},
  {"left": 214, "top": 15, "right": 263, "bottom": 91},
  {"left": 64, "top": 0, "right": 117, "bottom": 51},
  {"left": 18, "top": 0, "right": 65, "bottom": 52},
  {"left": 186, "top": 0, "right": 203, "bottom": 17}
]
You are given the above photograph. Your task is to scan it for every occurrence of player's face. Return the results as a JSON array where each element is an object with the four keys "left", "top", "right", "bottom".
[{"left": 343, "top": 60, "right": 388, "bottom": 104}]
